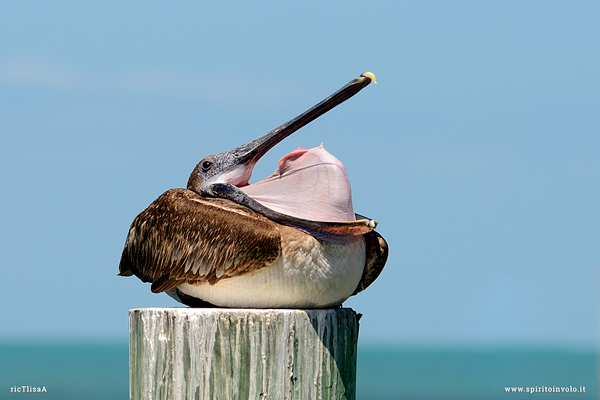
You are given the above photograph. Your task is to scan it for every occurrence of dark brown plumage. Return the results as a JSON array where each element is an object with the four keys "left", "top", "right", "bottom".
[{"left": 119, "top": 189, "right": 282, "bottom": 292}]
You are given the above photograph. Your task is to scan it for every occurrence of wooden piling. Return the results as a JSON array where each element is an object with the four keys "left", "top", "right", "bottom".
[{"left": 129, "top": 308, "right": 360, "bottom": 400}]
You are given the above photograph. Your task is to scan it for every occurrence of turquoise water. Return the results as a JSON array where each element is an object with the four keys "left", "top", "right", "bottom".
[
  {"left": 0, "top": 342, "right": 597, "bottom": 399},
  {"left": 0, "top": 342, "right": 128, "bottom": 400},
  {"left": 357, "top": 346, "right": 598, "bottom": 400}
]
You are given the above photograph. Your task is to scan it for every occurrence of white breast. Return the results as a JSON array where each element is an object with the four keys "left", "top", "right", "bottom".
[{"left": 175, "top": 234, "right": 366, "bottom": 308}]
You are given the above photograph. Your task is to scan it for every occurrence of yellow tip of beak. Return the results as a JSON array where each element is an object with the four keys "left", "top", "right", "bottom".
[{"left": 361, "top": 71, "right": 377, "bottom": 84}]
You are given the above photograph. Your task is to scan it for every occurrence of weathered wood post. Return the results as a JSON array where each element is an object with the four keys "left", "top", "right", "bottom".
[{"left": 129, "top": 308, "right": 360, "bottom": 400}]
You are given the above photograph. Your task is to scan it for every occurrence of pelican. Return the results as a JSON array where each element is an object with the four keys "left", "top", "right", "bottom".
[{"left": 119, "top": 72, "right": 388, "bottom": 308}]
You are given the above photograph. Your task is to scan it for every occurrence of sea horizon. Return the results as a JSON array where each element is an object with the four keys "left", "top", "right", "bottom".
[{"left": 1, "top": 339, "right": 597, "bottom": 399}]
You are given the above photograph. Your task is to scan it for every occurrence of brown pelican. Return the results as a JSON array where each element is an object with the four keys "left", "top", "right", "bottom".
[{"left": 119, "top": 72, "right": 388, "bottom": 308}]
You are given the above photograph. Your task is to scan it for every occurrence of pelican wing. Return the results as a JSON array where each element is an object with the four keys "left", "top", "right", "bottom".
[
  {"left": 118, "top": 188, "right": 281, "bottom": 293},
  {"left": 352, "top": 229, "right": 388, "bottom": 295}
]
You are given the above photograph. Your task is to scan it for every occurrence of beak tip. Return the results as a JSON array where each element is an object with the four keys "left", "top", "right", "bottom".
[{"left": 361, "top": 71, "right": 377, "bottom": 84}]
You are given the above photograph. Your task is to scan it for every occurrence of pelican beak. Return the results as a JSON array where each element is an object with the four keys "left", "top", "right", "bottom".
[
  {"left": 192, "top": 72, "right": 378, "bottom": 239},
  {"left": 222, "top": 71, "right": 376, "bottom": 174},
  {"left": 192, "top": 72, "right": 376, "bottom": 191}
]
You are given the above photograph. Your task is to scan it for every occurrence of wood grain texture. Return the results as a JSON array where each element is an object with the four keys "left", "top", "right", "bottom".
[{"left": 129, "top": 308, "right": 359, "bottom": 400}]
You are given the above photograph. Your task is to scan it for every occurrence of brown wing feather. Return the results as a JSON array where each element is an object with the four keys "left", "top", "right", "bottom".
[
  {"left": 119, "top": 188, "right": 282, "bottom": 293},
  {"left": 352, "top": 230, "right": 388, "bottom": 295}
]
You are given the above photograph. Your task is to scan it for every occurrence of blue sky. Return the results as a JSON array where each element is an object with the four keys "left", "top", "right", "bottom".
[{"left": 1, "top": 1, "right": 598, "bottom": 347}]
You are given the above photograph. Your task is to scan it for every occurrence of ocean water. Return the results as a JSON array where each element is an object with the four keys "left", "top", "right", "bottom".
[
  {"left": 0, "top": 341, "right": 128, "bottom": 400},
  {"left": 356, "top": 346, "right": 598, "bottom": 400},
  {"left": 0, "top": 342, "right": 597, "bottom": 399}
]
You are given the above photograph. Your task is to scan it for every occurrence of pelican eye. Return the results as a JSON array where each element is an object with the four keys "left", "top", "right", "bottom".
[{"left": 201, "top": 160, "right": 213, "bottom": 171}]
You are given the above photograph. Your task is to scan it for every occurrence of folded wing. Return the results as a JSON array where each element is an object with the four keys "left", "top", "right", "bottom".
[{"left": 118, "top": 189, "right": 281, "bottom": 293}]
